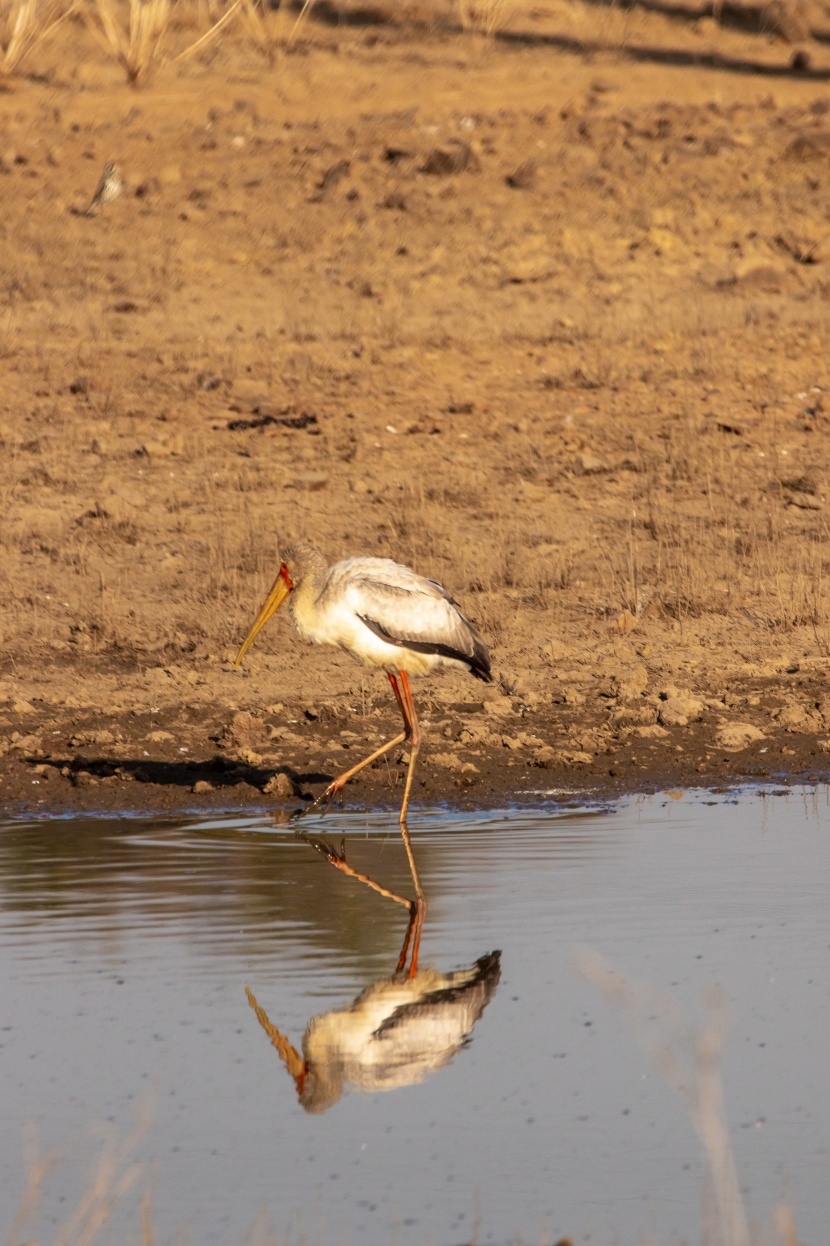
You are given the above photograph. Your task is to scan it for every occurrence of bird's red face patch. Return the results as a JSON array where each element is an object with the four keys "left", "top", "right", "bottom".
[{"left": 280, "top": 563, "right": 294, "bottom": 590}]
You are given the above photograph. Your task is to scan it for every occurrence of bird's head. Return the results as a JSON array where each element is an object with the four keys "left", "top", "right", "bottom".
[{"left": 234, "top": 560, "right": 294, "bottom": 667}]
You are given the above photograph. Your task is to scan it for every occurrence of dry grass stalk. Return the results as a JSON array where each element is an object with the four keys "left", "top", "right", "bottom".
[
  {"left": 86, "top": 0, "right": 243, "bottom": 84},
  {"left": 87, "top": 0, "right": 172, "bottom": 83},
  {"left": 6, "top": 1130, "right": 60, "bottom": 1246},
  {"left": 239, "top": 0, "right": 319, "bottom": 61},
  {"left": 577, "top": 950, "right": 799, "bottom": 1246},
  {"left": 170, "top": 0, "right": 244, "bottom": 66},
  {"left": 9, "top": 1098, "right": 154, "bottom": 1246},
  {"left": 458, "top": 0, "right": 514, "bottom": 36},
  {"left": 239, "top": 0, "right": 285, "bottom": 63},
  {"left": 286, "top": 0, "right": 316, "bottom": 46},
  {"left": 0, "top": 0, "right": 74, "bottom": 77}
]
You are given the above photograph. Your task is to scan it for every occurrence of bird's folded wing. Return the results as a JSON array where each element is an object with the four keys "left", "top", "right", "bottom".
[{"left": 346, "top": 575, "right": 480, "bottom": 660}]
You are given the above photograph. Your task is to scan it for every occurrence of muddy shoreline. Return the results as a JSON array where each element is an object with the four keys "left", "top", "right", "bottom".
[{"left": 4, "top": 668, "right": 829, "bottom": 818}]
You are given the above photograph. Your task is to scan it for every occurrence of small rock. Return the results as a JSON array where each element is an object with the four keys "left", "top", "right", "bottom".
[
  {"left": 501, "top": 731, "right": 543, "bottom": 749},
  {"left": 71, "top": 770, "right": 99, "bottom": 787},
  {"left": 485, "top": 696, "right": 514, "bottom": 717},
  {"left": 606, "top": 610, "right": 638, "bottom": 636},
  {"left": 511, "top": 675, "right": 542, "bottom": 702},
  {"left": 263, "top": 772, "right": 298, "bottom": 798},
  {"left": 220, "top": 711, "right": 269, "bottom": 750},
  {"left": 612, "top": 706, "right": 657, "bottom": 727},
  {"left": 505, "top": 160, "right": 536, "bottom": 189},
  {"left": 286, "top": 473, "right": 328, "bottom": 492},
  {"left": 145, "top": 729, "right": 174, "bottom": 743},
  {"left": 420, "top": 140, "right": 477, "bottom": 176},
  {"left": 430, "top": 751, "right": 467, "bottom": 771},
  {"left": 430, "top": 752, "right": 478, "bottom": 773},
  {"left": 632, "top": 724, "right": 669, "bottom": 738},
  {"left": 535, "top": 747, "right": 594, "bottom": 767},
  {"left": 774, "top": 703, "right": 819, "bottom": 732},
  {"left": 732, "top": 258, "right": 787, "bottom": 290},
  {"left": 235, "top": 747, "right": 264, "bottom": 766},
  {"left": 504, "top": 250, "right": 554, "bottom": 284},
  {"left": 808, "top": 237, "right": 830, "bottom": 264},
  {"left": 573, "top": 452, "right": 608, "bottom": 475},
  {"left": 10, "top": 732, "right": 43, "bottom": 752},
  {"left": 714, "top": 722, "right": 766, "bottom": 750},
  {"left": 658, "top": 693, "right": 704, "bottom": 728},
  {"left": 192, "top": 779, "right": 214, "bottom": 794},
  {"left": 616, "top": 665, "right": 649, "bottom": 700},
  {"left": 786, "top": 491, "right": 822, "bottom": 510},
  {"left": 13, "top": 700, "right": 35, "bottom": 714},
  {"left": 316, "top": 158, "right": 350, "bottom": 193},
  {"left": 70, "top": 728, "right": 116, "bottom": 746}
]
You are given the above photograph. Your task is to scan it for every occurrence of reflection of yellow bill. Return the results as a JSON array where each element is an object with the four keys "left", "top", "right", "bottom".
[{"left": 235, "top": 567, "right": 292, "bottom": 666}]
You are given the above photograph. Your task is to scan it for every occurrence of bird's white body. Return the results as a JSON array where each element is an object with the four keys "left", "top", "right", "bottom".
[
  {"left": 289, "top": 552, "right": 486, "bottom": 679},
  {"left": 248, "top": 952, "right": 501, "bottom": 1113},
  {"left": 301, "top": 953, "right": 500, "bottom": 1109}
]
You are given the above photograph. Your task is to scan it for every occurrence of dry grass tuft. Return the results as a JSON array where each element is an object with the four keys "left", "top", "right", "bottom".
[
  {"left": 0, "top": 0, "right": 73, "bottom": 77},
  {"left": 85, "top": 0, "right": 243, "bottom": 85},
  {"left": 238, "top": 0, "right": 317, "bottom": 63},
  {"left": 239, "top": 0, "right": 281, "bottom": 63},
  {"left": 86, "top": 0, "right": 172, "bottom": 83}
]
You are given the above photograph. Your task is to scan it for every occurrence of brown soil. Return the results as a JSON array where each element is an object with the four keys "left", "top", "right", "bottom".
[{"left": 3, "top": 0, "right": 830, "bottom": 817}]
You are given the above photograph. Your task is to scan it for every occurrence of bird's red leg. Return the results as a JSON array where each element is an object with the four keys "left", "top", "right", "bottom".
[
  {"left": 397, "top": 670, "right": 427, "bottom": 976},
  {"left": 296, "top": 674, "right": 412, "bottom": 819},
  {"left": 398, "top": 672, "right": 422, "bottom": 825},
  {"left": 395, "top": 899, "right": 423, "bottom": 974},
  {"left": 300, "top": 832, "right": 424, "bottom": 975},
  {"left": 302, "top": 834, "right": 413, "bottom": 911},
  {"left": 387, "top": 672, "right": 409, "bottom": 729}
]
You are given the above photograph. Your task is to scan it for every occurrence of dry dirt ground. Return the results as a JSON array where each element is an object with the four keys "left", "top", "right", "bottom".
[{"left": 3, "top": 0, "right": 830, "bottom": 816}]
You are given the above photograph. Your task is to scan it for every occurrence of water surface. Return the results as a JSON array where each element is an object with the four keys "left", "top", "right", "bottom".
[{"left": 1, "top": 787, "right": 828, "bottom": 1243}]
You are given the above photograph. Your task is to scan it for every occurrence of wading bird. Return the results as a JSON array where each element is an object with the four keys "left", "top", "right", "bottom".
[{"left": 234, "top": 543, "right": 492, "bottom": 928}]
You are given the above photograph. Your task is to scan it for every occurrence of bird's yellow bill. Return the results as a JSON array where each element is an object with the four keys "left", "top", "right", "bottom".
[
  {"left": 235, "top": 573, "right": 291, "bottom": 666},
  {"left": 245, "top": 987, "right": 307, "bottom": 1088}
]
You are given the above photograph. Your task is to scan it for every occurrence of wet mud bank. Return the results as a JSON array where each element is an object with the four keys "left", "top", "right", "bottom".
[{"left": 3, "top": 670, "right": 829, "bottom": 816}]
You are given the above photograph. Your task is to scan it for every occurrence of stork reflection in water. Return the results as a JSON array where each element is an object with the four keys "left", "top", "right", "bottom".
[{"left": 246, "top": 944, "right": 501, "bottom": 1115}]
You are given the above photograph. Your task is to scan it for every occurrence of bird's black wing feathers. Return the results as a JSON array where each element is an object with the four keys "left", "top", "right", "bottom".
[{"left": 358, "top": 613, "right": 492, "bottom": 682}]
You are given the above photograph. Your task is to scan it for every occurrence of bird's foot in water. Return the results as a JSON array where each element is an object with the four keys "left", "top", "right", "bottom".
[
  {"left": 296, "top": 831, "right": 348, "bottom": 866},
  {"left": 290, "top": 781, "right": 344, "bottom": 823}
]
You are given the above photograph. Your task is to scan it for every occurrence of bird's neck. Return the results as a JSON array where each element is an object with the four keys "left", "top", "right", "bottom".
[{"left": 289, "top": 550, "right": 330, "bottom": 640}]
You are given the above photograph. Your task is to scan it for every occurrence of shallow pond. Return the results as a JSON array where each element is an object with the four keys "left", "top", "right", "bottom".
[{"left": 1, "top": 786, "right": 828, "bottom": 1244}]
